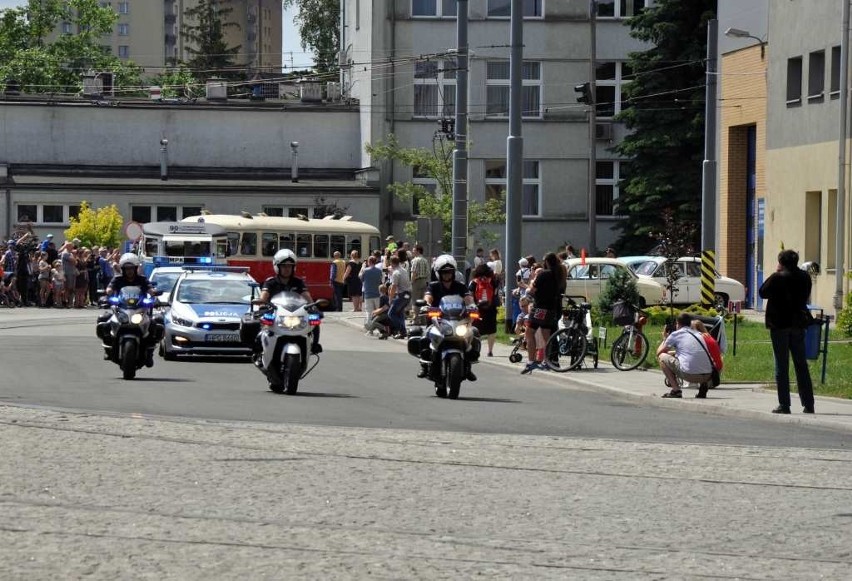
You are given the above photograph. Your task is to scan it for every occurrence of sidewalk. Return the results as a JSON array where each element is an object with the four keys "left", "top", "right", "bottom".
[{"left": 327, "top": 306, "right": 852, "bottom": 434}]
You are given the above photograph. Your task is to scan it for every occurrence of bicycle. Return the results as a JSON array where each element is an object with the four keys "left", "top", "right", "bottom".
[
  {"left": 610, "top": 304, "right": 650, "bottom": 371},
  {"left": 544, "top": 295, "right": 598, "bottom": 372}
]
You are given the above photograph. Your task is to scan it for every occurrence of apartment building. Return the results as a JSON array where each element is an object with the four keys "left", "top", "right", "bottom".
[
  {"left": 344, "top": 0, "right": 650, "bottom": 257},
  {"left": 718, "top": 0, "right": 850, "bottom": 313},
  {"left": 56, "top": 1, "right": 282, "bottom": 74}
]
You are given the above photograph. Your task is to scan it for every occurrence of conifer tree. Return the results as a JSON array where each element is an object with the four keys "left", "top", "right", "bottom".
[{"left": 612, "top": 0, "right": 716, "bottom": 254}]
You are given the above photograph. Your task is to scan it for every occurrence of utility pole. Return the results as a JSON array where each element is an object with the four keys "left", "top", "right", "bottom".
[
  {"left": 587, "top": 0, "right": 598, "bottom": 254},
  {"left": 835, "top": 0, "right": 849, "bottom": 310},
  {"left": 505, "top": 0, "right": 524, "bottom": 327},
  {"left": 452, "top": 0, "right": 469, "bottom": 267},
  {"left": 701, "top": 19, "right": 718, "bottom": 251}
]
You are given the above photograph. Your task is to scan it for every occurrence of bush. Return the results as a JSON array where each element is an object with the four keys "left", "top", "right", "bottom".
[{"left": 837, "top": 291, "right": 852, "bottom": 338}]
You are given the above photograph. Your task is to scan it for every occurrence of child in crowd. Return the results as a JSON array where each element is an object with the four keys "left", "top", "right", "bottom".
[{"left": 50, "top": 259, "right": 66, "bottom": 308}]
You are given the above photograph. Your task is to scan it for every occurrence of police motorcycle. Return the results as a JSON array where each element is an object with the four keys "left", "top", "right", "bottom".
[
  {"left": 240, "top": 250, "right": 327, "bottom": 395},
  {"left": 407, "top": 257, "right": 481, "bottom": 399},
  {"left": 96, "top": 255, "right": 163, "bottom": 380}
]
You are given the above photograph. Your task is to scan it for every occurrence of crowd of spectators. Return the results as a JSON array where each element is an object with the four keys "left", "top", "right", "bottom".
[{"left": 1, "top": 232, "right": 119, "bottom": 308}]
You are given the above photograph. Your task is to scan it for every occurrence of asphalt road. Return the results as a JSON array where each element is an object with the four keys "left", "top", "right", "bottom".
[{"left": 0, "top": 313, "right": 847, "bottom": 449}]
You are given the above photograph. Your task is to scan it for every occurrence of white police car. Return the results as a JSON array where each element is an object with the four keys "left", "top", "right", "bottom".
[
  {"left": 160, "top": 267, "right": 257, "bottom": 359},
  {"left": 149, "top": 266, "right": 185, "bottom": 304}
]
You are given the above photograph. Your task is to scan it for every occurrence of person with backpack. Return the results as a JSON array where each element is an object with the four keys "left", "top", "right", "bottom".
[{"left": 469, "top": 263, "right": 500, "bottom": 357}]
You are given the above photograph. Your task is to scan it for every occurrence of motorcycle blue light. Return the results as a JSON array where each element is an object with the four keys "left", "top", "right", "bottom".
[
  {"left": 308, "top": 314, "right": 320, "bottom": 321},
  {"left": 201, "top": 323, "right": 211, "bottom": 330},
  {"left": 199, "top": 257, "right": 212, "bottom": 264},
  {"left": 108, "top": 296, "right": 120, "bottom": 305}
]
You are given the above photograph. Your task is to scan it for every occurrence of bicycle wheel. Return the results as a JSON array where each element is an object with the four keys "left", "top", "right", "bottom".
[
  {"left": 544, "top": 328, "right": 587, "bottom": 372},
  {"left": 610, "top": 330, "right": 649, "bottom": 371}
]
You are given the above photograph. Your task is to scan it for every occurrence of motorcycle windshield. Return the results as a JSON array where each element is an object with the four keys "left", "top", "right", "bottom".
[
  {"left": 270, "top": 291, "right": 307, "bottom": 312},
  {"left": 117, "top": 286, "right": 144, "bottom": 308},
  {"left": 438, "top": 295, "right": 466, "bottom": 319}
]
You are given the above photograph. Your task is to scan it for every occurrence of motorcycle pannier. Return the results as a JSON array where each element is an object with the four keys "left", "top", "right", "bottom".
[{"left": 239, "top": 313, "right": 261, "bottom": 346}]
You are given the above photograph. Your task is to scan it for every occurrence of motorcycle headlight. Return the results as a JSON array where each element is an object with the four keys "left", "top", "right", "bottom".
[
  {"left": 454, "top": 324, "right": 469, "bottom": 337},
  {"left": 130, "top": 313, "right": 144, "bottom": 325},
  {"left": 279, "top": 315, "right": 307, "bottom": 329}
]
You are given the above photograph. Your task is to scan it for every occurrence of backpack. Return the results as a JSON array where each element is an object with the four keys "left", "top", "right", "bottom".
[{"left": 473, "top": 276, "right": 495, "bottom": 308}]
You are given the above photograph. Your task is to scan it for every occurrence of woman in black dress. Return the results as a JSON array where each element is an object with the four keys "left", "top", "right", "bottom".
[{"left": 344, "top": 250, "right": 363, "bottom": 312}]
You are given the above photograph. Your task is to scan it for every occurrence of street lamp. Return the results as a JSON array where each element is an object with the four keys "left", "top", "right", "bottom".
[{"left": 724, "top": 27, "right": 766, "bottom": 58}]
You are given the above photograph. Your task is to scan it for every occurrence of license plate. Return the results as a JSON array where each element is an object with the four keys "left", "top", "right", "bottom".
[{"left": 205, "top": 333, "right": 241, "bottom": 343}]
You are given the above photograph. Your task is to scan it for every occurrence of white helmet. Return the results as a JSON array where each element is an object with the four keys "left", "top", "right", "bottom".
[
  {"left": 434, "top": 254, "right": 457, "bottom": 274},
  {"left": 118, "top": 252, "right": 141, "bottom": 270},
  {"left": 272, "top": 248, "right": 297, "bottom": 268}
]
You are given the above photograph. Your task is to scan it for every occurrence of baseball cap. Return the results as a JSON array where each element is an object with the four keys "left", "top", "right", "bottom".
[
  {"left": 385, "top": 235, "right": 395, "bottom": 241},
  {"left": 46, "top": 233, "right": 54, "bottom": 238}
]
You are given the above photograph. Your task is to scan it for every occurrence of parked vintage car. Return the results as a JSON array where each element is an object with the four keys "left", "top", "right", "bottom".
[
  {"left": 627, "top": 256, "right": 746, "bottom": 313},
  {"left": 562, "top": 257, "right": 666, "bottom": 307}
]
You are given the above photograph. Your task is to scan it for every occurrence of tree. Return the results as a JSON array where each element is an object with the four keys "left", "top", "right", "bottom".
[
  {"left": 0, "top": 0, "right": 143, "bottom": 95},
  {"left": 151, "top": 65, "right": 199, "bottom": 99},
  {"left": 366, "top": 134, "right": 505, "bottom": 250},
  {"left": 283, "top": 0, "right": 340, "bottom": 72},
  {"left": 649, "top": 208, "right": 699, "bottom": 323},
  {"left": 65, "top": 201, "right": 124, "bottom": 249},
  {"left": 181, "top": 0, "right": 241, "bottom": 83},
  {"left": 611, "top": 0, "right": 716, "bottom": 254},
  {"left": 312, "top": 195, "right": 350, "bottom": 219}
]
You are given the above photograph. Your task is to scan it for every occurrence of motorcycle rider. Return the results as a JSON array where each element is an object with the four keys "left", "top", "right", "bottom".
[
  {"left": 99, "top": 253, "right": 162, "bottom": 367},
  {"left": 252, "top": 249, "right": 323, "bottom": 360},
  {"left": 419, "top": 255, "right": 479, "bottom": 381}
]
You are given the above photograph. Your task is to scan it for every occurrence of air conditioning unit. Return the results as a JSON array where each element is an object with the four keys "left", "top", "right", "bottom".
[
  {"left": 205, "top": 79, "right": 228, "bottom": 101},
  {"left": 82, "top": 71, "right": 114, "bottom": 97},
  {"left": 326, "top": 82, "right": 341, "bottom": 101},
  {"left": 595, "top": 122, "right": 613, "bottom": 141}
]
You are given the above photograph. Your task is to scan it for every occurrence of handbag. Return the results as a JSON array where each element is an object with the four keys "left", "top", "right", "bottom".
[{"left": 688, "top": 331, "right": 721, "bottom": 387}]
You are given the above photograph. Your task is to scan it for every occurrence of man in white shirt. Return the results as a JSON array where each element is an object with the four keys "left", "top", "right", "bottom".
[
  {"left": 388, "top": 255, "right": 412, "bottom": 338},
  {"left": 657, "top": 312, "right": 714, "bottom": 399}
]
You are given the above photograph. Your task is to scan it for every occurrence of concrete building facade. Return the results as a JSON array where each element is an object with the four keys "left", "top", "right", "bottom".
[
  {"left": 343, "top": 0, "right": 650, "bottom": 258},
  {"left": 717, "top": 0, "right": 851, "bottom": 314}
]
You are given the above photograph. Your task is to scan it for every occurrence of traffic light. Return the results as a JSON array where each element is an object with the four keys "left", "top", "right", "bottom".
[{"left": 575, "top": 82, "right": 593, "bottom": 105}]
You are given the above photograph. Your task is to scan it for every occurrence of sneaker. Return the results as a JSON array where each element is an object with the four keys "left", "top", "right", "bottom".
[
  {"left": 803, "top": 406, "right": 815, "bottom": 414},
  {"left": 521, "top": 361, "right": 537, "bottom": 375},
  {"left": 771, "top": 405, "right": 791, "bottom": 414},
  {"left": 661, "top": 390, "right": 682, "bottom": 398},
  {"left": 417, "top": 366, "right": 429, "bottom": 378},
  {"left": 466, "top": 368, "right": 477, "bottom": 381}
]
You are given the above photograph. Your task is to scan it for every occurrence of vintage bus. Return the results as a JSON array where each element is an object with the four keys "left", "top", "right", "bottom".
[
  {"left": 179, "top": 214, "right": 382, "bottom": 301},
  {"left": 138, "top": 221, "right": 229, "bottom": 276}
]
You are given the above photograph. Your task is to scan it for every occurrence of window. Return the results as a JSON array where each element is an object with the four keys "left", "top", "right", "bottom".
[
  {"left": 262, "top": 206, "right": 284, "bottom": 217},
  {"left": 16, "top": 204, "right": 37, "bottom": 223},
  {"left": 597, "top": 161, "right": 629, "bottom": 216},
  {"left": 484, "top": 160, "right": 540, "bottom": 216},
  {"left": 786, "top": 56, "right": 803, "bottom": 105},
  {"left": 412, "top": 0, "right": 456, "bottom": 17},
  {"left": 279, "top": 233, "right": 294, "bottom": 251},
  {"left": 240, "top": 232, "right": 257, "bottom": 256},
  {"left": 805, "top": 191, "right": 821, "bottom": 266},
  {"left": 156, "top": 206, "right": 177, "bottom": 222},
  {"left": 347, "top": 235, "right": 362, "bottom": 256},
  {"left": 596, "top": 61, "right": 632, "bottom": 118},
  {"left": 181, "top": 207, "right": 202, "bottom": 219},
  {"left": 487, "top": 0, "right": 542, "bottom": 17},
  {"left": 42, "top": 205, "right": 64, "bottom": 223},
  {"left": 330, "top": 234, "right": 346, "bottom": 256},
  {"left": 831, "top": 46, "right": 841, "bottom": 99},
  {"left": 289, "top": 207, "right": 308, "bottom": 218},
  {"left": 313, "top": 234, "right": 329, "bottom": 258},
  {"left": 412, "top": 166, "right": 437, "bottom": 216},
  {"left": 596, "top": 0, "right": 646, "bottom": 18},
  {"left": 413, "top": 59, "right": 456, "bottom": 118},
  {"left": 118, "top": 45, "right": 130, "bottom": 58},
  {"left": 131, "top": 206, "right": 151, "bottom": 224},
  {"left": 118, "top": 23, "right": 129, "bottom": 36},
  {"left": 827, "top": 189, "right": 837, "bottom": 269},
  {"left": 261, "top": 233, "right": 278, "bottom": 256},
  {"left": 486, "top": 61, "right": 541, "bottom": 118},
  {"left": 61, "top": 22, "right": 73, "bottom": 34},
  {"left": 69, "top": 205, "right": 81, "bottom": 220},
  {"left": 118, "top": 1, "right": 129, "bottom": 14},
  {"left": 808, "top": 50, "right": 825, "bottom": 102},
  {"left": 296, "top": 233, "right": 312, "bottom": 257}
]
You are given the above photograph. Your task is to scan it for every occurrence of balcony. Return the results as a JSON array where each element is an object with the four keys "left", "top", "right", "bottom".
[
  {"left": 165, "top": 13, "right": 176, "bottom": 24},
  {"left": 165, "top": 33, "right": 176, "bottom": 45}
]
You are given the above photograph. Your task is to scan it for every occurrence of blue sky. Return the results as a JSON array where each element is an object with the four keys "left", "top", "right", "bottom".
[{"left": 0, "top": 1, "right": 312, "bottom": 69}]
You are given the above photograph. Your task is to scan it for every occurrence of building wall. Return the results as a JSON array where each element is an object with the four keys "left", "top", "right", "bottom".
[
  {"left": 765, "top": 1, "right": 851, "bottom": 313},
  {"left": 0, "top": 103, "right": 361, "bottom": 169},
  {"left": 719, "top": 46, "right": 766, "bottom": 303},
  {"left": 346, "top": 0, "right": 648, "bottom": 257}
]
